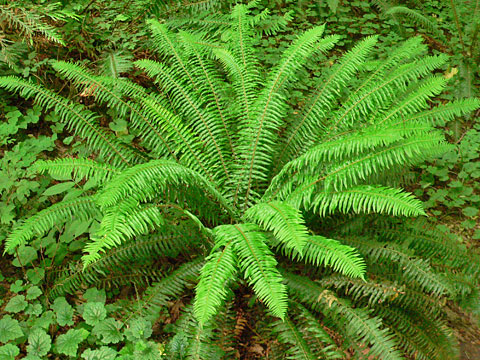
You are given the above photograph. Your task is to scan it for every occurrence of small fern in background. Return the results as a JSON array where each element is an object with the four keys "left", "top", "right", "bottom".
[
  {"left": 1, "top": 3, "right": 480, "bottom": 358},
  {"left": 0, "top": 2, "right": 74, "bottom": 67}
]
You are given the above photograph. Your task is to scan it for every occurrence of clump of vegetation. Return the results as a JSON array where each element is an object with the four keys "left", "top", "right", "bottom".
[{"left": 1, "top": 0, "right": 480, "bottom": 359}]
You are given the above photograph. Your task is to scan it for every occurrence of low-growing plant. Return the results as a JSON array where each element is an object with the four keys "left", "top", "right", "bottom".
[
  {"left": 417, "top": 123, "right": 480, "bottom": 239},
  {"left": 0, "top": 283, "right": 163, "bottom": 359},
  {"left": 1, "top": 3, "right": 480, "bottom": 359}
]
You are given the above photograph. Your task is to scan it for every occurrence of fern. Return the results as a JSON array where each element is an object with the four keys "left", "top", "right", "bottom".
[
  {"left": 244, "top": 201, "right": 310, "bottom": 255},
  {"left": 2, "top": 4, "right": 479, "bottom": 358},
  {"left": 33, "top": 158, "right": 120, "bottom": 185},
  {"left": 4, "top": 196, "right": 99, "bottom": 253},
  {"left": 194, "top": 240, "right": 237, "bottom": 325},
  {"left": 386, "top": 6, "right": 445, "bottom": 39}
]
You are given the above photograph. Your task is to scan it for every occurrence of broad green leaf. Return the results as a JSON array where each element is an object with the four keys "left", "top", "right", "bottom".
[
  {"left": 83, "top": 288, "right": 106, "bottom": 304},
  {"left": 27, "top": 268, "right": 45, "bottom": 285},
  {"left": 124, "top": 318, "right": 153, "bottom": 341},
  {"left": 81, "top": 346, "right": 117, "bottom": 360},
  {"left": 12, "top": 246, "right": 37, "bottom": 267},
  {"left": 42, "top": 182, "right": 75, "bottom": 196},
  {"left": 9, "top": 280, "right": 24, "bottom": 293},
  {"left": 32, "top": 311, "right": 55, "bottom": 330},
  {"left": 92, "top": 318, "right": 124, "bottom": 344},
  {"left": 462, "top": 207, "right": 478, "bottom": 217},
  {"left": 27, "top": 328, "right": 51, "bottom": 357},
  {"left": 23, "top": 355, "right": 43, "bottom": 360},
  {"left": 55, "top": 329, "right": 89, "bottom": 357},
  {"left": 25, "top": 303, "right": 43, "bottom": 316},
  {"left": 134, "top": 340, "right": 164, "bottom": 360},
  {"left": 82, "top": 302, "right": 107, "bottom": 326},
  {"left": 0, "top": 316, "right": 23, "bottom": 343},
  {"left": 26, "top": 286, "right": 42, "bottom": 300},
  {"left": 0, "top": 344, "right": 19, "bottom": 360},
  {"left": 51, "top": 297, "right": 74, "bottom": 326},
  {"left": 5, "top": 295, "right": 28, "bottom": 313}
]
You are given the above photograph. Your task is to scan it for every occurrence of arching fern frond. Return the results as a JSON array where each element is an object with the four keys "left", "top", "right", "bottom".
[
  {"left": 375, "top": 305, "right": 456, "bottom": 360},
  {"left": 244, "top": 201, "right": 310, "bottom": 255},
  {"left": 51, "top": 60, "right": 174, "bottom": 159},
  {"left": 5, "top": 196, "right": 99, "bottom": 253},
  {"left": 82, "top": 200, "right": 165, "bottom": 266},
  {"left": 386, "top": 6, "right": 445, "bottom": 39},
  {"left": 194, "top": 241, "right": 237, "bottom": 325},
  {"left": 306, "top": 185, "right": 426, "bottom": 217},
  {"left": 284, "top": 272, "right": 404, "bottom": 360},
  {"left": 0, "top": 76, "right": 139, "bottom": 167},
  {"left": 0, "top": 4, "right": 65, "bottom": 45},
  {"left": 272, "top": 316, "right": 317, "bottom": 360},
  {"left": 343, "top": 237, "right": 454, "bottom": 296},
  {"left": 49, "top": 223, "right": 202, "bottom": 298},
  {"left": 218, "top": 224, "right": 288, "bottom": 319},
  {"left": 235, "top": 24, "right": 333, "bottom": 209},
  {"left": 97, "top": 159, "right": 233, "bottom": 215},
  {"left": 278, "top": 235, "right": 366, "bottom": 279},
  {"left": 33, "top": 158, "right": 120, "bottom": 185},
  {"left": 279, "top": 35, "right": 378, "bottom": 164},
  {"left": 132, "top": 258, "right": 203, "bottom": 319}
]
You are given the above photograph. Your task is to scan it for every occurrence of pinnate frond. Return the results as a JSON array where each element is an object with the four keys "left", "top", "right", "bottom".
[
  {"left": 284, "top": 272, "right": 403, "bottom": 360},
  {"left": 306, "top": 186, "right": 426, "bottom": 217},
  {"left": 0, "top": 76, "right": 138, "bottom": 167},
  {"left": 5, "top": 196, "right": 99, "bottom": 253},
  {"left": 219, "top": 224, "right": 288, "bottom": 319},
  {"left": 244, "top": 201, "right": 309, "bottom": 255},
  {"left": 82, "top": 200, "right": 165, "bottom": 266},
  {"left": 33, "top": 158, "right": 120, "bottom": 184},
  {"left": 194, "top": 241, "right": 237, "bottom": 325}
]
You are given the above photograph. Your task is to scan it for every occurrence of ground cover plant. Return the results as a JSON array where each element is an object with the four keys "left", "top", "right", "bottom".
[{"left": 1, "top": 1, "right": 480, "bottom": 359}]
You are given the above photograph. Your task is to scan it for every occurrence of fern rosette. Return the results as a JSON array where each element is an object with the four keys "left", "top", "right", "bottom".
[{"left": 2, "top": 4, "right": 479, "bottom": 359}]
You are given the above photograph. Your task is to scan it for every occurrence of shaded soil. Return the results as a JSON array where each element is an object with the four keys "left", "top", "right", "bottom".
[{"left": 461, "top": 342, "right": 480, "bottom": 360}]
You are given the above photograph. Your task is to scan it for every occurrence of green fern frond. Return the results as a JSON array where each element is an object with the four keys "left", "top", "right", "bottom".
[
  {"left": 244, "top": 201, "right": 310, "bottom": 255},
  {"left": 291, "top": 302, "right": 343, "bottom": 359},
  {"left": 194, "top": 241, "right": 237, "bottom": 325},
  {"left": 168, "top": 305, "right": 223, "bottom": 359},
  {"left": 344, "top": 237, "right": 454, "bottom": 296},
  {"left": 133, "top": 258, "right": 203, "bottom": 319},
  {"left": 218, "top": 223, "right": 288, "bottom": 319},
  {"left": 178, "top": 30, "right": 236, "bottom": 156},
  {"left": 319, "top": 275, "right": 444, "bottom": 317},
  {"left": 51, "top": 61, "right": 174, "bottom": 158},
  {"left": 379, "top": 75, "right": 447, "bottom": 119},
  {"left": 82, "top": 200, "right": 165, "bottom": 266},
  {"left": 278, "top": 235, "right": 366, "bottom": 279},
  {"left": 377, "top": 218, "right": 475, "bottom": 271},
  {"left": 284, "top": 272, "right": 403, "bottom": 360},
  {"left": 0, "top": 5, "right": 65, "bottom": 45},
  {"left": 138, "top": 91, "right": 221, "bottom": 181},
  {"left": 135, "top": 58, "right": 232, "bottom": 182},
  {"left": 5, "top": 196, "right": 99, "bottom": 253},
  {"left": 33, "top": 158, "right": 120, "bottom": 184},
  {"left": 99, "top": 51, "right": 133, "bottom": 78},
  {"left": 386, "top": 6, "right": 444, "bottom": 39},
  {"left": 50, "top": 222, "right": 202, "bottom": 297},
  {"left": 321, "top": 134, "right": 451, "bottom": 192},
  {"left": 279, "top": 35, "right": 378, "bottom": 164},
  {"left": 97, "top": 159, "right": 232, "bottom": 213},
  {"left": 375, "top": 305, "right": 457, "bottom": 360},
  {"left": 323, "top": 54, "right": 448, "bottom": 136},
  {"left": 307, "top": 186, "right": 426, "bottom": 217},
  {"left": 273, "top": 316, "right": 317, "bottom": 360},
  {"left": 0, "top": 76, "right": 139, "bottom": 167},
  {"left": 394, "top": 98, "right": 480, "bottom": 127},
  {"left": 235, "top": 25, "right": 332, "bottom": 209}
]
